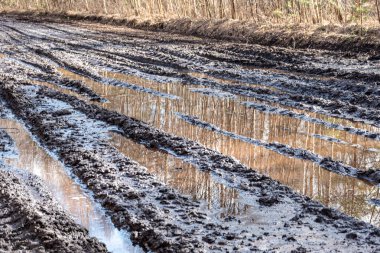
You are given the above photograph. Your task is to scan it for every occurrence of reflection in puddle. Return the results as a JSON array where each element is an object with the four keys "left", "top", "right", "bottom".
[
  {"left": 59, "top": 69, "right": 380, "bottom": 226},
  {"left": 190, "top": 101, "right": 380, "bottom": 170},
  {"left": 190, "top": 71, "right": 380, "bottom": 133},
  {"left": 0, "top": 119, "right": 141, "bottom": 253},
  {"left": 110, "top": 132, "right": 251, "bottom": 219},
  {"left": 65, "top": 69, "right": 380, "bottom": 170}
]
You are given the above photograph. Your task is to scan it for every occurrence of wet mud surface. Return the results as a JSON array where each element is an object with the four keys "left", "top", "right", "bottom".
[
  {"left": 0, "top": 16, "right": 380, "bottom": 252},
  {"left": 0, "top": 118, "right": 142, "bottom": 253},
  {"left": 0, "top": 163, "right": 108, "bottom": 252}
]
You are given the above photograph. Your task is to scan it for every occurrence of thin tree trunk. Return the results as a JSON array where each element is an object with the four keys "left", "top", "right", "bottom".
[
  {"left": 218, "top": 0, "right": 223, "bottom": 19},
  {"left": 230, "top": 0, "right": 236, "bottom": 19},
  {"left": 360, "top": 0, "right": 363, "bottom": 36},
  {"left": 84, "top": 0, "right": 89, "bottom": 12},
  {"left": 103, "top": 0, "right": 108, "bottom": 14}
]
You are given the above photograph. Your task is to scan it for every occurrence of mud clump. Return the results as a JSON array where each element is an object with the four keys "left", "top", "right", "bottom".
[
  {"left": 258, "top": 195, "right": 280, "bottom": 207},
  {"left": 357, "top": 169, "right": 380, "bottom": 183}
]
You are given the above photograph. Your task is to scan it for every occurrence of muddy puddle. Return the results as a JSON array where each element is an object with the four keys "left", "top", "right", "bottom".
[
  {"left": 62, "top": 69, "right": 380, "bottom": 169},
  {"left": 110, "top": 132, "right": 252, "bottom": 219},
  {"left": 104, "top": 70, "right": 380, "bottom": 133},
  {"left": 0, "top": 119, "right": 142, "bottom": 253},
  {"left": 103, "top": 70, "right": 380, "bottom": 134},
  {"left": 57, "top": 68, "right": 380, "bottom": 226},
  {"left": 189, "top": 71, "right": 380, "bottom": 133}
]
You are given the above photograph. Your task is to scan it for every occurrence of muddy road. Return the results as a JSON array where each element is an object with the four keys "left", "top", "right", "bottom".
[{"left": 0, "top": 16, "right": 379, "bottom": 252}]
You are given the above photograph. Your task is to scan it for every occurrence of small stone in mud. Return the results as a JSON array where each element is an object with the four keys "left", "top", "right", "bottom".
[
  {"left": 291, "top": 246, "right": 307, "bottom": 253},
  {"left": 320, "top": 207, "right": 338, "bottom": 219},
  {"left": 225, "top": 233, "right": 236, "bottom": 240},
  {"left": 314, "top": 216, "right": 326, "bottom": 223},
  {"left": 167, "top": 193, "right": 176, "bottom": 200},
  {"left": 286, "top": 236, "right": 297, "bottom": 242},
  {"left": 346, "top": 232, "right": 358, "bottom": 240},
  {"left": 205, "top": 223, "right": 215, "bottom": 230},
  {"left": 258, "top": 195, "right": 280, "bottom": 206},
  {"left": 224, "top": 216, "right": 236, "bottom": 222},
  {"left": 202, "top": 236, "right": 215, "bottom": 244},
  {"left": 148, "top": 140, "right": 160, "bottom": 149}
]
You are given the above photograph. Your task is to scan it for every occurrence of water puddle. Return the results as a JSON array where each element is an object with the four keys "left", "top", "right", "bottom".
[
  {"left": 111, "top": 128, "right": 380, "bottom": 226},
  {"left": 189, "top": 71, "right": 380, "bottom": 133},
  {"left": 104, "top": 69, "right": 380, "bottom": 134},
  {"left": 63, "top": 69, "right": 380, "bottom": 170},
  {"left": 110, "top": 132, "right": 252, "bottom": 219},
  {"left": 188, "top": 102, "right": 380, "bottom": 170},
  {"left": 58, "top": 68, "right": 380, "bottom": 226},
  {"left": 0, "top": 119, "right": 142, "bottom": 253}
]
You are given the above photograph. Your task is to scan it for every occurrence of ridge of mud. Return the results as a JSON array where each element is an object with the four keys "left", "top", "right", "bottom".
[
  {"left": 34, "top": 71, "right": 105, "bottom": 102},
  {"left": 196, "top": 45, "right": 380, "bottom": 84},
  {"left": 242, "top": 101, "right": 380, "bottom": 141},
  {"left": 27, "top": 47, "right": 180, "bottom": 100},
  {"left": 0, "top": 165, "right": 108, "bottom": 253},
  {"left": 34, "top": 73, "right": 105, "bottom": 102},
  {"left": 0, "top": 52, "right": 104, "bottom": 101}
]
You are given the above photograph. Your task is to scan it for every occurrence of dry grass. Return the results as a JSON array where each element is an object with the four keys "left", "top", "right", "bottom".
[
  {"left": 3, "top": 10, "right": 379, "bottom": 54},
  {"left": 1, "top": 1, "right": 379, "bottom": 53},
  {"left": 0, "top": 0, "right": 379, "bottom": 26}
]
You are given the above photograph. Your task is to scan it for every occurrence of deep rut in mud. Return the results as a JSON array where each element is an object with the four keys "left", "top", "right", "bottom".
[
  {"left": 0, "top": 119, "right": 142, "bottom": 253},
  {"left": 0, "top": 16, "right": 379, "bottom": 252}
]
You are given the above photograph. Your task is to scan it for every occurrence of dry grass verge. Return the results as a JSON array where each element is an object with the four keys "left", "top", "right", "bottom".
[{"left": 2, "top": 10, "right": 380, "bottom": 54}]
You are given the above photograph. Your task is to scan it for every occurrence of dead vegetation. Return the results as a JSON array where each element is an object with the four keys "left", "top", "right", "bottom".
[
  {"left": 0, "top": 0, "right": 378, "bottom": 56},
  {"left": 3, "top": 10, "right": 380, "bottom": 53},
  {"left": 0, "top": 0, "right": 380, "bottom": 26},
  {"left": 1, "top": 1, "right": 380, "bottom": 52}
]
